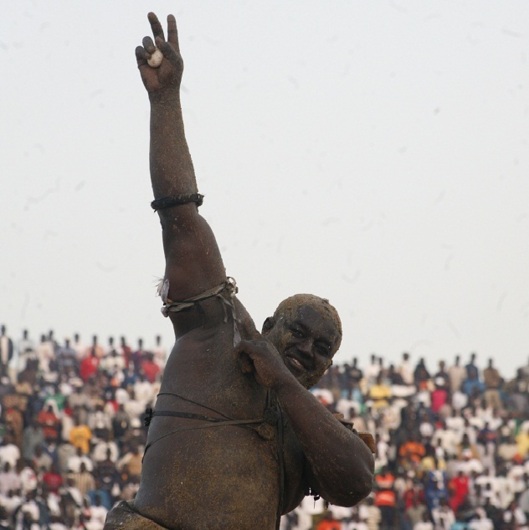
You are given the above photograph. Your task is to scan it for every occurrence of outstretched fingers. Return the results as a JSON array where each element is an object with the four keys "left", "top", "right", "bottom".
[
  {"left": 136, "top": 12, "right": 183, "bottom": 89},
  {"left": 167, "top": 14, "right": 180, "bottom": 52},
  {"left": 148, "top": 12, "right": 165, "bottom": 42},
  {"left": 141, "top": 13, "right": 181, "bottom": 67}
]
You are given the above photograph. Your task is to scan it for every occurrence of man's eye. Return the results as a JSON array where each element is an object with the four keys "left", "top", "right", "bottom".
[
  {"left": 316, "top": 344, "right": 331, "bottom": 357},
  {"left": 290, "top": 328, "right": 304, "bottom": 338}
]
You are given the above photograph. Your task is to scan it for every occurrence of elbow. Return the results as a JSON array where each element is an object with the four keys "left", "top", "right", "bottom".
[
  {"left": 328, "top": 484, "right": 372, "bottom": 508},
  {"left": 329, "top": 458, "right": 375, "bottom": 507},
  {"left": 344, "top": 470, "right": 375, "bottom": 507},
  {"left": 352, "top": 473, "right": 375, "bottom": 506}
]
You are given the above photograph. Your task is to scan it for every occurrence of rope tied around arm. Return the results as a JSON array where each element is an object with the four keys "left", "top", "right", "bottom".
[
  {"left": 156, "top": 276, "right": 238, "bottom": 319},
  {"left": 151, "top": 193, "right": 204, "bottom": 211}
]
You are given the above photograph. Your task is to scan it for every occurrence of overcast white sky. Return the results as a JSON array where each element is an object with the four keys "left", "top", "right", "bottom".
[{"left": 1, "top": 1, "right": 528, "bottom": 377}]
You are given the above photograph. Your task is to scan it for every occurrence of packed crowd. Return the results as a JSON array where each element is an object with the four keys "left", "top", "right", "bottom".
[{"left": 0, "top": 323, "right": 528, "bottom": 529}]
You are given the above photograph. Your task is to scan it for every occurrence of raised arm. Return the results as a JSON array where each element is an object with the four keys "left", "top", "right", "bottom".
[{"left": 136, "top": 13, "right": 226, "bottom": 309}]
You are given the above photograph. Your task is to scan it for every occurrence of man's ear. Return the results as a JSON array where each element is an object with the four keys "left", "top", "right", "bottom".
[{"left": 262, "top": 317, "right": 275, "bottom": 334}]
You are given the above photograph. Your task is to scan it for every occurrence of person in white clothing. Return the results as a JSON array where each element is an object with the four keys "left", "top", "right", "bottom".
[
  {"left": 413, "top": 511, "right": 434, "bottom": 530},
  {"left": 17, "top": 329, "right": 35, "bottom": 372},
  {"left": 343, "top": 512, "right": 368, "bottom": 530},
  {"left": 86, "top": 494, "right": 108, "bottom": 530},
  {"left": 431, "top": 497, "right": 455, "bottom": 530},
  {"left": 92, "top": 432, "right": 119, "bottom": 463},
  {"left": 468, "top": 508, "right": 494, "bottom": 530},
  {"left": 0, "top": 325, "right": 14, "bottom": 380},
  {"left": 0, "top": 462, "right": 21, "bottom": 495},
  {"left": 152, "top": 335, "right": 167, "bottom": 369},
  {"left": 397, "top": 352, "right": 414, "bottom": 386},
  {"left": 0, "top": 436, "right": 20, "bottom": 470},
  {"left": 503, "top": 499, "right": 528, "bottom": 529}
]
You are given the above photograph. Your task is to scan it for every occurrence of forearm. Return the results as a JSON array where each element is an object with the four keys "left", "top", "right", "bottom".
[
  {"left": 149, "top": 91, "right": 197, "bottom": 199},
  {"left": 275, "top": 377, "right": 374, "bottom": 505},
  {"left": 136, "top": 13, "right": 197, "bottom": 201}
]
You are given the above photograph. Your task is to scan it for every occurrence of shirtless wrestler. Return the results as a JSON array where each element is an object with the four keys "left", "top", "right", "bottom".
[{"left": 104, "top": 12, "right": 374, "bottom": 530}]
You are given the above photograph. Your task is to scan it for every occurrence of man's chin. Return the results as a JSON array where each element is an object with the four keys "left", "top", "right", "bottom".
[
  {"left": 301, "top": 374, "right": 320, "bottom": 389},
  {"left": 283, "top": 355, "right": 322, "bottom": 389},
  {"left": 295, "top": 370, "right": 320, "bottom": 389}
]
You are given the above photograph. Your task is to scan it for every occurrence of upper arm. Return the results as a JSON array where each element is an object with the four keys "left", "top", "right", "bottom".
[{"left": 158, "top": 205, "right": 227, "bottom": 303}]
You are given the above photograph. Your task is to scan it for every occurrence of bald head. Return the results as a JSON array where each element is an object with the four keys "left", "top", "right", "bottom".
[{"left": 272, "top": 294, "right": 342, "bottom": 342}]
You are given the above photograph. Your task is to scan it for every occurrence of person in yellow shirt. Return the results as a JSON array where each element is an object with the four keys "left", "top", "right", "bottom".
[
  {"left": 368, "top": 374, "right": 392, "bottom": 409},
  {"left": 515, "top": 425, "right": 529, "bottom": 458},
  {"left": 69, "top": 416, "right": 92, "bottom": 455}
]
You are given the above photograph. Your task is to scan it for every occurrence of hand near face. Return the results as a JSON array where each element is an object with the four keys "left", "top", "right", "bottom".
[{"left": 235, "top": 339, "right": 294, "bottom": 390}]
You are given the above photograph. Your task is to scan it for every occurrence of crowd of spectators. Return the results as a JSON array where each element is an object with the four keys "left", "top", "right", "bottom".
[
  {"left": 0, "top": 325, "right": 164, "bottom": 529},
  {"left": 0, "top": 323, "right": 529, "bottom": 529},
  {"left": 285, "top": 352, "right": 529, "bottom": 530}
]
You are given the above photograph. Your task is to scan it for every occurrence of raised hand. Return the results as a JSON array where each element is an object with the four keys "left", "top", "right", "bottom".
[{"left": 135, "top": 12, "right": 183, "bottom": 96}]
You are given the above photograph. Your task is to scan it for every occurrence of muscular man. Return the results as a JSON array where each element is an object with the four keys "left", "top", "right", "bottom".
[{"left": 104, "top": 13, "right": 374, "bottom": 530}]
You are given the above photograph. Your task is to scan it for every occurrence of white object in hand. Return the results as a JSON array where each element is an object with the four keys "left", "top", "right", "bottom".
[{"left": 147, "top": 48, "right": 163, "bottom": 68}]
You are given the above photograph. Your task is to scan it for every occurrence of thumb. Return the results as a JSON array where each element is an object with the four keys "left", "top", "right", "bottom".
[{"left": 238, "top": 351, "right": 254, "bottom": 375}]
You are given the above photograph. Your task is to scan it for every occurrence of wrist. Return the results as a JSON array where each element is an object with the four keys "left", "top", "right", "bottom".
[
  {"left": 149, "top": 88, "right": 181, "bottom": 106},
  {"left": 271, "top": 367, "right": 302, "bottom": 395}
]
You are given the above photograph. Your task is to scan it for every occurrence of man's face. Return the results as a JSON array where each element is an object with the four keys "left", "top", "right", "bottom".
[{"left": 264, "top": 304, "right": 341, "bottom": 388}]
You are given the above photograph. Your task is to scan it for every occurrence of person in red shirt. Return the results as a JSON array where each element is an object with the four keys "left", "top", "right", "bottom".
[
  {"left": 374, "top": 467, "right": 397, "bottom": 529},
  {"left": 402, "top": 482, "right": 426, "bottom": 521},
  {"left": 80, "top": 349, "right": 99, "bottom": 382},
  {"left": 140, "top": 352, "right": 161, "bottom": 383},
  {"left": 448, "top": 470, "right": 469, "bottom": 513},
  {"left": 316, "top": 511, "right": 341, "bottom": 530},
  {"left": 119, "top": 336, "right": 133, "bottom": 367},
  {"left": 42, "top": 463, "right": 63, "bottom": 494},
  {"left": 37, "top": 404, "right": 61, "bottom": 443},
  {"left": 430, "top": 379, "right": 449, "bottom": 414}
]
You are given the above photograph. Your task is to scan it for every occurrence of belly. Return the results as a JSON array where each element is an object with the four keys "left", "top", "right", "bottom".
[{"left": 135, "top": 423, "right": 280, "bottom": 529}]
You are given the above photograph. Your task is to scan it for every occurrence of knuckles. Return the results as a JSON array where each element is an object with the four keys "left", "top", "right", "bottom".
[{"left": 238, "top": 339, "right": 277, "bottom": 358}]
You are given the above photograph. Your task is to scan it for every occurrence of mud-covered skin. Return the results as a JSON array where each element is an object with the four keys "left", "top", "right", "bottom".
[{"left": 105, "top": 13, "right": 375, "bottom": 530}]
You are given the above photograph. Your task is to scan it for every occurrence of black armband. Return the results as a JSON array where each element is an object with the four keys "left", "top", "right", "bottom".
[{"left": 151, "top": 193, "right": 204, "bottom": 211}]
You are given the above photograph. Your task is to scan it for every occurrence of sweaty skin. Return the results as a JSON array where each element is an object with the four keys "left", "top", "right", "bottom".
[{"left": 104, "top": 12, "right": 374, "bottom": 530}]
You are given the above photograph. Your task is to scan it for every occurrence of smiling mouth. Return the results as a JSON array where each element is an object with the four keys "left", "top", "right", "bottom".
[{"left": 286, "top": 355, "right": 305, "bottom": 373}]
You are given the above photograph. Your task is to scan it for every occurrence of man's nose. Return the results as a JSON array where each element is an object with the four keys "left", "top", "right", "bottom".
[{"left": 297, "top": 338, "right": 313, "bottom": 356}]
